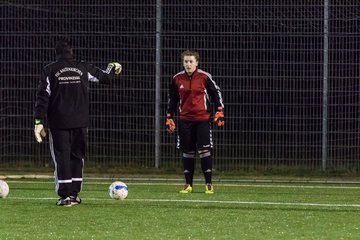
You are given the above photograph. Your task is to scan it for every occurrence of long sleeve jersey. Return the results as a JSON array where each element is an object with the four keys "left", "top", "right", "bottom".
[
  {"left": 167, "top": 68, "right": 224, "bottom": 121},
  {"left": 34, "top": 54, "right": 115, "bottom": 129}
]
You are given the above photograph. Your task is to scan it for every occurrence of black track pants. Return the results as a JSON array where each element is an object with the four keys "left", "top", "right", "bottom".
[{"left": 49, "top": 128, "right": 87, "bottom": 198}]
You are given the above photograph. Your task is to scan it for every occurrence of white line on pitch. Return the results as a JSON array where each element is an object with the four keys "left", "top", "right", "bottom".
[
  {"left": 5, "top": 180, "right": 360, "bottom": 189},
  {"left": 129, "top": 183, "right": 360, "bottom": 190},
  {"left": 7, "top": 196, "right": 360, "bottom": 208},
  {"left": 3, "top": 175, "right": 360, "bottom": 185},
  {"left": 129, "top": 198, "right": 360, "bottom": 208}
]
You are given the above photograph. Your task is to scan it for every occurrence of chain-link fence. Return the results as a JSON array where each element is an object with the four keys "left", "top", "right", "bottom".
[{"left": 1, "top": 0, "right": 360, "bottom": 171}]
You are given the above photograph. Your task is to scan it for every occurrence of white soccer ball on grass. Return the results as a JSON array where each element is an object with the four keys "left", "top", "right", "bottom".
[
  {"left": 0, "top": 180, "right": 9, "bottom": 198},
  {"left": 109, "top": 181, "right": 128, "bottom": 200}
]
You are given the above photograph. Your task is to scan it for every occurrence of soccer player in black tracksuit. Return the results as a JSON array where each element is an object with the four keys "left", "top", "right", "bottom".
[{"left": 34, "top": 38, "right": 122, "bottom": 206}]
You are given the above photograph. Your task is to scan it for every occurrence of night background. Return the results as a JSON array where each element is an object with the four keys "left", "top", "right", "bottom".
[{"left": 1, "top": 0, "right": 360, "bottom": 171}]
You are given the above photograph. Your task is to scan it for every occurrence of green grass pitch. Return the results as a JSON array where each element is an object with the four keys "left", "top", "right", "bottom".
[{"left": 1, "top": 179, "right": 360, "bottom": 239}]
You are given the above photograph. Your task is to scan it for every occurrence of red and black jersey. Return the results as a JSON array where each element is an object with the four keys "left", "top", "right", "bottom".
[{"left": 167, "top": 68, "right": 224, "bottom": 121}]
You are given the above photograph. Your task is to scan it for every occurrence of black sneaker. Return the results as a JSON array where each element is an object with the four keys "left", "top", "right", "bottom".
[
  {"left": 70, "top": 196, "right": 81, "bottom": 206},
  {"left": 56, "top": 197, "right": 71, "bottom": 207}
]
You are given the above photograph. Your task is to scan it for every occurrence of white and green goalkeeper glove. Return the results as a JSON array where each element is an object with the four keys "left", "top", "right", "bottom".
[
  {"left": 34, "top": 119, "right": 46, "bottom": 143},
  {"left": 108, "top": 62, "right": 122, "bottom": 75}
]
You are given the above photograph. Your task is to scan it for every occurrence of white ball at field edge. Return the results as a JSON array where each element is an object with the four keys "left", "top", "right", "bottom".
[{"left": 0, "top": 180, "right": 9, "bottom": 198}]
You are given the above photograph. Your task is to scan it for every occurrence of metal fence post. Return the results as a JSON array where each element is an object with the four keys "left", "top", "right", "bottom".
[
  {"left": 155, "top": 0, "right": 162, "bottom": 168},
  {"left": 322, "top": 0, "right": 329, "bottom": 171}
]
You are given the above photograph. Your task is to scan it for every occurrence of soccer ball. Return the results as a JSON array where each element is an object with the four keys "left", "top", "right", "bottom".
[
  {"left": 0, "top": 180, "right": 9, "bottom": 198},
  {"left": 109, "top": 181, "right": 128, "bottom": 200}
]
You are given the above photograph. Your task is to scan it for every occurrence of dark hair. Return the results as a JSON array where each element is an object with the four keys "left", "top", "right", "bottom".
[
  {"left": 55, "top": 37, "right": 73, "bottom": 55},
  {"left": 181, "top": 50, "right": 200, "bottom": 63}
]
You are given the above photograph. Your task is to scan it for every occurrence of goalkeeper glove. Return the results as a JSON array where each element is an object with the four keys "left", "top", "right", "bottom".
[
  {"left": 34, "top": 119, "right": 46, "bottom": 143},
  {"left": 166, "top": 114, "right": 176, "bottom": 134},
  {"left": 214, "top": 107, "right": 224, "bottom": 127},
  {"left": 108, "top": 62, "right": 122, "bottom": 75}
]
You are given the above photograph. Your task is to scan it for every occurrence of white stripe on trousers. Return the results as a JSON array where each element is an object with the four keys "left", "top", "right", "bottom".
[{"left": 49, "top": 131, "right": 60, "bottom": 194}]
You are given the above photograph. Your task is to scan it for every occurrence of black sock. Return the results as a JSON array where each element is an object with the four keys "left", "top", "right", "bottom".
[
  {"left": 182, "top": 154, "right": 195, "bottom": 186},
  {"left": 200, "top": 153, "right": 212, "bottom": 185}
]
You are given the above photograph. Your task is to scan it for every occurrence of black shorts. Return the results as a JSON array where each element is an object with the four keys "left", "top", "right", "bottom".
[{"left": 177, "top": 120, "right": 213, "bottom": 152}]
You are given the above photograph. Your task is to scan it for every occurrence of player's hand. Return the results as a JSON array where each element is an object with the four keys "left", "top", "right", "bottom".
[
  {"left": 108, "top": 62, "right": 122, "bottom": 75},
  {"left": 34, "top": 120, "right": 46, "bottom": 143},
  {"left": 214, "top": 107, "right": 224, "bottom": 127},
  {"left": 166, "top": 114, "right": 176, "bottom": 134}
]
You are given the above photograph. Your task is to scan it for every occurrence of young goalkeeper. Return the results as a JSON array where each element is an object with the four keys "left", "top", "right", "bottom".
[
  {"left": 166, "top": 49, "right": 224, "bottom": 194},
  {"left": 33, "top": 38, "right": 122, "bottom": 206}
]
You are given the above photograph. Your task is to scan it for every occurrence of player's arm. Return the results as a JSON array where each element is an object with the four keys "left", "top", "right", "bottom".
[
  {"left": 33, "top": 68, "right": 50, "bottom": 143},
  {"left": 86, "top": 61, "right": 122, "bottom": 84},
  {"left": 166, "top": 78, "right": 179, "bottom": 133},
  {"left": 206, "top": 76, "right": 224, "bottom": 126}
]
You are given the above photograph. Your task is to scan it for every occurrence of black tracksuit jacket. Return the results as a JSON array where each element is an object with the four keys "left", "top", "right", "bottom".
[{"left": 34, "top": 53, "right": 114, "bottom": 129}]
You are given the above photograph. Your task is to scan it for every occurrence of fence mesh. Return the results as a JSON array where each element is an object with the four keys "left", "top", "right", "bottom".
[
  {"left": 0, "top": 0, "right": 359, "bottom": 171},
  {"left": 328, "top": 1, "right": 360, "bottom": 169}
]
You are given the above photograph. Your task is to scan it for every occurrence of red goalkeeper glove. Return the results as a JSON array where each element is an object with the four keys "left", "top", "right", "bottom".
[
  {"left": 214, "top": 107, "right": 224, "bottom": 127},
  {"left": 166, "top": 114, "right": 176, "bottom": 134}
]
